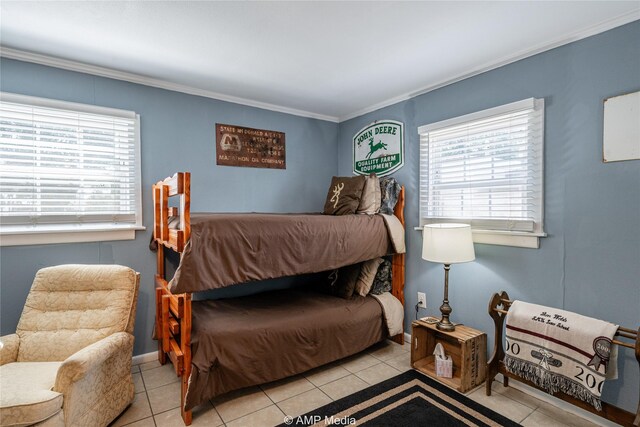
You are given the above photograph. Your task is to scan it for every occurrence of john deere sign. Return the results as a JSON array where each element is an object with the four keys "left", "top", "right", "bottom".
[{"left": 353, "top": 120, "right": 404, "bottom": 176}]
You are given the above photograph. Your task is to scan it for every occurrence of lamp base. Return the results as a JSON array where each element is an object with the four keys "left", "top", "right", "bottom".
[
  {"left": 436, "top": 316, "right": 456, "bottom": 332},
  {"left": 436, "top": 299, "right": 455, "bottom": 331},
  {"left": 437, "top": 264, "right": 455, "bottom": 332}
]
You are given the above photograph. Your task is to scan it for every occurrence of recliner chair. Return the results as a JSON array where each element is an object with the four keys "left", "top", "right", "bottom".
[{"left": 0, "top": 265, "right": 140, "bottom": 426}]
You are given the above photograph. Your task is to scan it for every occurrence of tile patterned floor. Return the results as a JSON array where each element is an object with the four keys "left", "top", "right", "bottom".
[{"left": 111, "top": 340, "right": 602, "bottom": 427}]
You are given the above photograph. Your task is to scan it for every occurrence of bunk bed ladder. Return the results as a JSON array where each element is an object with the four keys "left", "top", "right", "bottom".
[{"left": 153, "top": 172, "right": 193, "bottom": 425}]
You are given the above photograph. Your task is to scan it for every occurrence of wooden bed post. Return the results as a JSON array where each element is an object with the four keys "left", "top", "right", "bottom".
[
  {"left": 181, "top": 172, "right": 191, "bottom": 242},
  {"left": 180, "top": 293, "right": 192, "bottom": 425},
  {"left": 390, "top": 186, "right": 406, "bottom": 345},
  {"left": 153, "top": 172, "right": 193, "bottom": 425},
  {"left": 153, "top": 183, "right": 167, "bottom": 365}
]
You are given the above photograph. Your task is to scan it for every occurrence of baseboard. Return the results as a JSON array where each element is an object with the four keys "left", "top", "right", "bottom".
[
  {"left": 404, "top": 332, "right": 411, "bottom": 344},
  {"left": 494, "top": 374, "right": 617, "bottom": 427},
  {"left": 132, "top": 351, "right": 157, "bottom": 366}
]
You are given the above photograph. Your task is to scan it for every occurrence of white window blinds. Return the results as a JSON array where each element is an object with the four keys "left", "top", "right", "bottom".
[
  {"left": 0, "top": 92, "right": 141, "bottom": 230},
  {"left": 418, "top": 98, "right": 544, "bottom": 234}
]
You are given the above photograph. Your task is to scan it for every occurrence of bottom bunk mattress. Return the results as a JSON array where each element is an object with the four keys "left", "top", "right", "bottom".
[{"left": 185, "top": 289, "right": 390, "bottom": 410}]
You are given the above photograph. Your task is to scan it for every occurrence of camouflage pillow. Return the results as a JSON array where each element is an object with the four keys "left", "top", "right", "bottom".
[
  {"left": 379, "top": 177, "right": 401, "bottom": 215},
  {"left": 369, "top": 259, "right": 392, "bottom": 295}
]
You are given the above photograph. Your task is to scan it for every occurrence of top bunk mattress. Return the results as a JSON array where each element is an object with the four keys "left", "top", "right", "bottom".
[{"left": 169, "top": 212, "right": 404, "bottom": 293}]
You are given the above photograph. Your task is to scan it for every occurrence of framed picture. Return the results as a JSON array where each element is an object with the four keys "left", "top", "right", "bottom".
[{"left": 216, "top": 123, "right": 286, "bottom": 169}]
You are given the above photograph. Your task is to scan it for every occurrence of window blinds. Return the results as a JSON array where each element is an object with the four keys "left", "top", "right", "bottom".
[
  {"left": 0, "top": 93, "right": 141, "bottom": 229},
  {"left": 419, "top": 98, "right": 544, "bottom": 233}
]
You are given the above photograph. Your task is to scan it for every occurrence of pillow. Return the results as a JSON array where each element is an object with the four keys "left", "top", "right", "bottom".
[
  {"left": 355, "top": 258, "right": 384, "bottom": 296},
  {"left": 369, "top": 259, "right": 392, "bottom": 295},
  {"left": 323, "top": 176, "right": 366, "bottom": 215},
  {"left": 379, "top": 177, "right": 402, "bottom": 215},
  {"left": 331, "top": 263, "right": 362, "bottom": 299},
  {"left": 356, "top": 174, "right": 381, "bottom": 215}
]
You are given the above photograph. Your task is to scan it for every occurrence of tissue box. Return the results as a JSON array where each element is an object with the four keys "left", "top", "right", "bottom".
[{"left": 435, "top": 356, "right": 453, "bottom": 378}]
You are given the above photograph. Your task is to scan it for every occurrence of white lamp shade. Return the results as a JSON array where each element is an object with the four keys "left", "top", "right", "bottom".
[{"left": 422, "top": 223, "right": 475, "bottom": 264}]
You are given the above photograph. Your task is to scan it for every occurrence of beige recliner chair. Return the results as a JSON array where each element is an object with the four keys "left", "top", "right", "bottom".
[{"left": 0, "top": 265, "right": 140, "bottom": 426}]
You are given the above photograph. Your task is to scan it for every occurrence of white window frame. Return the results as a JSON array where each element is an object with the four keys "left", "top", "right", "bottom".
[
  {"left": 417, "top": 98, "right": 546, "bottom": 249},
  {"left": 0, "top": 92, "right": 144, "bottom": 246}
]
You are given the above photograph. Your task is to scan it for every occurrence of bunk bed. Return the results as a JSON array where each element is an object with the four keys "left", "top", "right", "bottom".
[{"left": 152, "top": 172, "right": 406, "bottom": 425}]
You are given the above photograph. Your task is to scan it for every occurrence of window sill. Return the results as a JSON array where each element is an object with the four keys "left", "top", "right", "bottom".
[
  {"left": 0, "top": 224, "right": 146, "bottom": 247},
  {"left": 415, "top": 227, "right": 546, "bottom": 249}
]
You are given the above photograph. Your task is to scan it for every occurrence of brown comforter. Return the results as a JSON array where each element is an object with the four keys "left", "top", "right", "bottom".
[
  {"left": 185, "top": 289, "right": 386, "bottom": 410},
  {"left": 170, "top": 213, "right": 395, "bottom": 294}
]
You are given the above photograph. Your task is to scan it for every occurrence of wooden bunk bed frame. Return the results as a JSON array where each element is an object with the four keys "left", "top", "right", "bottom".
[
  {"left": 152, "top": 172, "right": 406, "bottom": 425},
  {"left": 487, "top": 291, "right": 640, "bottom": 427}
]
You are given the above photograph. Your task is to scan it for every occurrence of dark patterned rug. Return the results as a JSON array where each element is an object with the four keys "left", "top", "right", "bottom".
[{"left": 278, "top": 370, "right": 520, "bottom": 427}]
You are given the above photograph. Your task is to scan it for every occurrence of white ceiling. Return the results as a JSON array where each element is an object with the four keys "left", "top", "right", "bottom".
[{"left": 1, "top": 1, "right": 638, "bottom": 122}]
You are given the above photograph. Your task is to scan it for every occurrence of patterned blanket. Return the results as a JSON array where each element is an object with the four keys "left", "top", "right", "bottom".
[{"left": 504, "top": 301, "right": 618, "bottom": 410}]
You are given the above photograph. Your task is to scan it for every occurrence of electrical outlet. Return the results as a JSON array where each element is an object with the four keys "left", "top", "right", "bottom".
[{"left": 417, "top": 292, "right": 426, "bottom": 308}]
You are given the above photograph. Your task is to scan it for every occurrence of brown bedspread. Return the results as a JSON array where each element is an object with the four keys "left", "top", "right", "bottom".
[
  {"left": 185, "top": 289, "right": 386, "bottom": 410},
  {"left": 170, "top": 213, "right": 393, "bottom": 294}
]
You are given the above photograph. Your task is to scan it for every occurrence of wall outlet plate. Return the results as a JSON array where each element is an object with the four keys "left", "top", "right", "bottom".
[{"left": 417, "top": 292, "right": 426, "bottom": 308}]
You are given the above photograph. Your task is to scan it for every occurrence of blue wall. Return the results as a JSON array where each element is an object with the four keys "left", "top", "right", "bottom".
[
  {"left": 337, "top": 21, "right": 640, "bottom": 412},
  {"left": 0, "top": 58, "right": 339, "bottom": 356}
]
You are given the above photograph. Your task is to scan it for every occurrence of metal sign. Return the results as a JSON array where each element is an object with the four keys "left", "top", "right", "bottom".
[
  {"left": 216, "top": 124, "right": 286, "bottom": 169},
  {"left": 353, "top": 120, "right": 404, "bottom": 176}
]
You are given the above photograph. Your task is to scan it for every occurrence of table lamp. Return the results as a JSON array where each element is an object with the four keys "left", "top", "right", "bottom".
[{"left": 422, "top": 223, "right": 475, "bottom": 332}]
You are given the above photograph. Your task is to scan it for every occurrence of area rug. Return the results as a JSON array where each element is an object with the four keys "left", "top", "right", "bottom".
[{"left": 279, "top": 370, "right": 520, "bottom": 427}]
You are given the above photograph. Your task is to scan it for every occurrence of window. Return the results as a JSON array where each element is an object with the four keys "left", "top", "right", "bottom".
[
  {"left": 0, "top": 92, "right": 143, "bottom": 246},
  {"left": 418, "top": 98, "right": 545, "bottom": 248}
]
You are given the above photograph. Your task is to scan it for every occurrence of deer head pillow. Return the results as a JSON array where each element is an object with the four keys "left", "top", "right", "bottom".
[{"left": 323, "top": 175, "right": 366, "bottom": 215}]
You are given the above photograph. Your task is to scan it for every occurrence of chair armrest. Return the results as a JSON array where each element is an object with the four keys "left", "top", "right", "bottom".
[
  {"left": 54, "top": 332, "right": 134, "bottom": 426},
  {"left": 55, "top": 332, "right": 134, "bottom": 388},
  {"left": 0, "top": 334, "right": 19, "bottom": 365}
]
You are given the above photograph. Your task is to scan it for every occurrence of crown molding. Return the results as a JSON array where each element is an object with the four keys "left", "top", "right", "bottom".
[
  {"left": 338, "top": 11, "right": 640, "bottom": 122},
  {"left": 1, "top": 10, "right": 637, "bottom": 124},
  {"left": 0, "top": 47, "right": 340, "bottom": 123}
]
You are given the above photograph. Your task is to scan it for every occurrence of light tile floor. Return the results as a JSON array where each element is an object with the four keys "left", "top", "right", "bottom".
[{"left": 111, "top": 340, "right": 602, "bottom": 427}]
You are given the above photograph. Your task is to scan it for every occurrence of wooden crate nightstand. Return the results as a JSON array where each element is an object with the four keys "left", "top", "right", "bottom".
[{"left": 411, "top": 319, "right": 487, "bottom": 393}]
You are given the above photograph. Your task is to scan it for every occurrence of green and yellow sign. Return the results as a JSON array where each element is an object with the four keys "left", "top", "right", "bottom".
[{"left": 353, "top": 120, "right": 404, "bottom": 176}]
